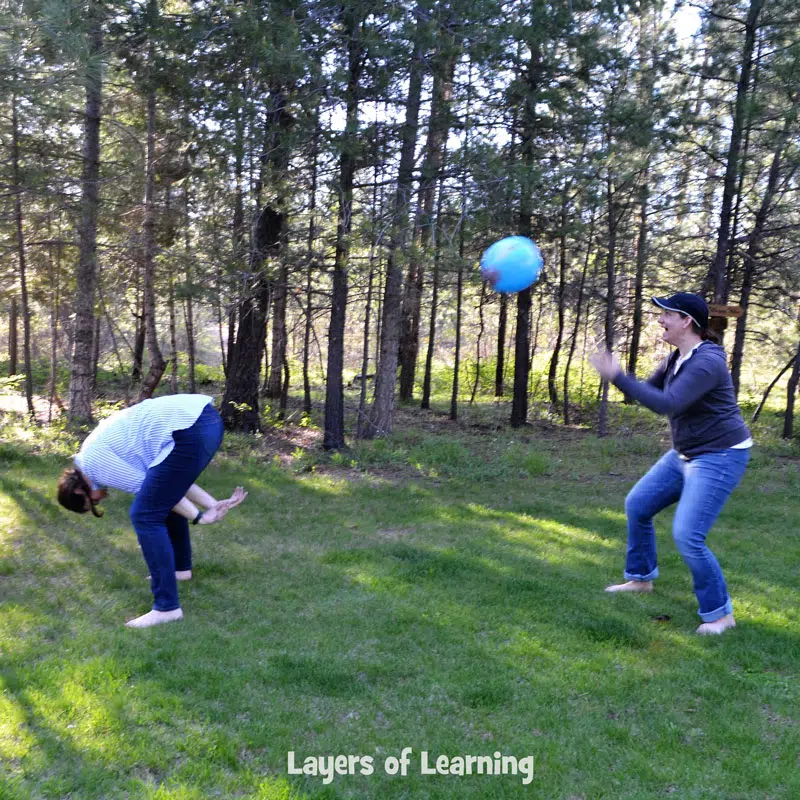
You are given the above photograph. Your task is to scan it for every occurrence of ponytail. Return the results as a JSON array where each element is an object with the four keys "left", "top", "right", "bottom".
[{"left": 693, "top": 322, "right": 720, "bottom": 344}]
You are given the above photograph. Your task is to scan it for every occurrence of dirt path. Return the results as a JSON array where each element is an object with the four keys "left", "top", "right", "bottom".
[{"left": 0, "top": 394, "right": 63, "bottom": 423}]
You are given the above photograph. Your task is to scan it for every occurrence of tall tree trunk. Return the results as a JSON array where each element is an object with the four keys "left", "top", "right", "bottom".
[
  {"left": 221, "top": 209, "right": 283, "bottom": 431},
  {"left": 564, "top": 213, "right": 595, "bottom": 425},
  {"left": 450, "top": 250, "right": 464, "bottom": 422},
  {"left": 751, "top": 355, "right": 793, "bottom": 425},
  {"left": 511, "top": 30, "right": 543, "bottom": 428},
  {"left": 356, "top": 260, "right": 376, "bottom": 437},
  {"left": 471, "top": 285, "right": 487, "bottom": 404},
  {"left": 139, "top": 84, "right": 167, "bottom": 399},
  {"left": 266, "top": 262, "right": 288, "bottom": 399},
  {"left": 598, "top": 173, "right": 621, "bottom": 438},
  {"left": 183, "top": 172, "right": 196, "bottom": 393},
  {"left": 323, "top": 12, "right": 363, "bottom": 450},
  {"left": 91, "top": 315, "right": 101, "bottom": 392},
  {"left": 398, "top": 34, "right": 458, "bottom": 402},
  {"left": 783, "top": 338, "right": 800, "bottom": 440},
  {"left": 495, "top": 295, "right": 507, "bottom": 396},
  {"left": 225, "top": 101, "right": 247, "bottom": 381},
  {"left": 628, "top": 11, "right": 655, "bottom": 383},
  {"left": 68, "top": 2, "right": 103, "bottom": 423},
  {"left": 9, "top": 297, "right": 18, "bottom": 376},
  {"left": 724, "top": 43, "right": 760, "bottom": 297},
  {"left": 421, "top": 186, "right": 445, "bottom": 412},
  {"left": 225, "top": 305, "right": 236, "bottom": 377},
  {"left": 731, "top": 105, "right": 797, "bottom": 394},
  {"left": 303, "top": 121, "right": 320, "bottom": 417},
  {"left": 363, "top": 35, "right": 424, "bottom": 438},
  {"left": 131, "top": 290, "right": 145, "bottom": 381},
  {"left": 168, "top": 274, "right": 179, "bottom": 393},
  {"left": 223, "top": 81, "right": 292, "bottom": 430},
  {"left": 48, "top": 238, "right": 62, "bottom": 420},
  {"left": 510, "top": 286, "right": 532, "bottom": 427},
  {"left": 548, "top": 202, "right": 568, "bottom": 408},
  {"left": 357, "top": 162, "right": 383, "bottom": 435},
  {"left": 707, "top": 0, "right": 764, "bottom": 341},
  {"left": 627, "top": 161, "right": 649, "bottom": 386},
  {"left": 10, "top": 93, "right": 35, "bottom": 419}
]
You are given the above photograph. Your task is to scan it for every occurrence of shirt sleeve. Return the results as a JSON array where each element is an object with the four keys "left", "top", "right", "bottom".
[
  {"left": 644, "top": 357, "right": 670, "bottom": 389},
  {"left": 612, "top": 355, "right": 720, "bottom": 416},
  {"left": 82, "top": 447, "right": 147, "bottom": 494}
]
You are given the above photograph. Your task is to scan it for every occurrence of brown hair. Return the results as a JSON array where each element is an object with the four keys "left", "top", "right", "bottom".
[
  {"left": 57, "top": 468, "right": 104, "bottom": 517},
  {"left": 692, "top": 322, "right": 721, "bottom": 344}
]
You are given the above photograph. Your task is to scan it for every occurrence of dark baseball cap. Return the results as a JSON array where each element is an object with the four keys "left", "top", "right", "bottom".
[{"left": 651, "top": 293, "right": 709, "bottom": 329}]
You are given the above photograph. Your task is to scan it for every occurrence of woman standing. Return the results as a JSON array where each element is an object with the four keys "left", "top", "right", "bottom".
[
  {"left": 590, "top": 293, "right": 751, "bottom": 635},
  {"left": 58, "top": 394, "right": 246, "bottom": 628}
]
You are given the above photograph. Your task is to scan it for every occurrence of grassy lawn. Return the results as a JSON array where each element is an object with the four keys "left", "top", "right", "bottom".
[{"left": 1, "top": 401, "right": 799, "bottom": 799}]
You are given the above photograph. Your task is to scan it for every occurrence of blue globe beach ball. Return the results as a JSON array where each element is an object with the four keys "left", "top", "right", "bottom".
[{"left": 480, "top": 236, "right": 543, "bottom": 293}]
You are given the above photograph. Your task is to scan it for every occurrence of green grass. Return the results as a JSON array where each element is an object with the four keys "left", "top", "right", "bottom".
[{"left": 1, "top": 403, "right": 799, "bottom": 799}]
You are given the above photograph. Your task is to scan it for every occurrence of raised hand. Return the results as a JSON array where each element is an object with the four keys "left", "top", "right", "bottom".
[
  {"left": 588, "top": 349, "right": 622, "bottom": 381},
  {"left": 221, "top": 486, "right": 247, "bottom": 510}
]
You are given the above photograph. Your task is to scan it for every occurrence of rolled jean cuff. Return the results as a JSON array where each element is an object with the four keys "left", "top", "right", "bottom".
[
  {"left": 153, "top": 602, "right": 181, "bottom": 612},
  {"left": 624, "top": 567, "right": 659, "bottom": 582},
  {"left": 698, "top": 597, "right": 733, "bottom": 623}
]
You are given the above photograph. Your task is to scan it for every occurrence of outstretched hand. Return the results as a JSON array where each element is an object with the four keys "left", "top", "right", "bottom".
[
  {"left": 588, "top": 349, "right": 622, "bottom": 382},
  {"left": 197, "top": 486, "right": 248, "bottom": 525}
]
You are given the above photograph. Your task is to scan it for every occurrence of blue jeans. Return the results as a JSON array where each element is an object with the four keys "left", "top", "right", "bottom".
[
  {"left": 623, "top": 447, "right": 749, "bottom": 622},
  {"left": 129, "top": 404, "right": 224, "bottom": 611}
]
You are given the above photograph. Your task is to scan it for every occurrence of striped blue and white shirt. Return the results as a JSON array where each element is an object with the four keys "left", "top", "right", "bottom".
[{"left": 74, "top": 394, "right": 214, "bottom": 494}]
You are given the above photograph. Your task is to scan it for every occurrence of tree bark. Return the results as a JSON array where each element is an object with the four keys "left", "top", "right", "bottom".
[
  {"left": 730, "top": 105, "right": 797, "bottom": 394},
  {"left": 707, "top": 0, "right": 764, "bottom": 340},
  {"left": 563, "top": 213, "right": 595, "bottom": 425},
  {"left": 627, "top": 168, "right": 649, "bottom": 383},
  {"left": 510, "top": 287, "right": 532, "bottom": 427},
  {"left": 324, "top": 10, "right": 364, "bottom": 450},
  {"left": 363, "top": 35, "right": 424, "bottom": 438},
  {"left": 131, "top": 291, "right": 145, "bottom": 381},
  {"left": 68, "top": 2, "right": 103, "bottom": 423},
  {"left": 10, "top": 93, "right": 35, "bottom": 419},
  {"left": 510, "top": 27, "right": 544, "bottom": 428},
  {"left": 598, "top": 172, "right": 622, "bottom": 438},
  {"left": 303, "top": 121, "right": 320, "bottom": 417},
  {"left": 183, "top": 169, "right": 196, "bottom": 393},
  {"left": 450, "top": 252, "right": 464, "bottom": 421},
  {"left": 139, "top": 84, "right": 167, "bottom": 399},
  {"left": 9, "top": 297, "right": 18, "bottom": 376},
  {"left": 783, "top": 339, "right": 800, "bottom": 439},
  {"left": 471, "top": 285, "right": 487, "bottom": 405},
  {"left": 221, "top": 208, "right": 283, "bottom": 431},
  {"left": 421, "top": 184, "right": 445, "bottom": 412},
  {"left": 548, "top": 203, "right": 568, "bottom": 408},
  {"left": 356, "top": 259, "right": 376, "bottom": 437},
  {"left": 48, "top": 237, "right": 62, "bottom": 420},
  {"left": 398, "top": 33, "right": 458, "bottom": 402},
  {"left": 266, "top": 261, "right": 288, "bottom": 399},
  {"left": 495, "top": 295, "right": 507, "bottom": 397},
  {"left": 751, "top": 355, "right": 794, "bottom": 425}
]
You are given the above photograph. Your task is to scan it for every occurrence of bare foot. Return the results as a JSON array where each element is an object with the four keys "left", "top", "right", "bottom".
[
  {"left": 605, "top": 580, "right": 654, "bottom": 593},
  {"left": 145, "top": 571, "right": 193, "bottom": 581},
  {"left": 696, "top": 614, "right": 735, "bottom": 635},
  {"left": 125, "top": 608, "right": 184, "bottom": 628}
]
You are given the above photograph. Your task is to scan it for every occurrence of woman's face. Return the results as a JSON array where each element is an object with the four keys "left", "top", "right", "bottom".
[{"left": 658, "top": 310, "right": 691, "bottom": 345}]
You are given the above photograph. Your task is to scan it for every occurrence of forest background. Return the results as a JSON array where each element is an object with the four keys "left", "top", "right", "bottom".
[{"left": 2, "top": 0, "right": 800, "bottom": 447}]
